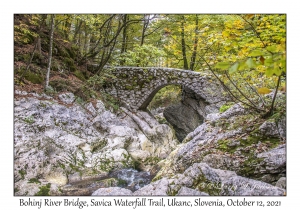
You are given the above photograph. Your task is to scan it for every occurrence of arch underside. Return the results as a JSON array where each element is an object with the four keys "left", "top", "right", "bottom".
[{"left": 137, "top": 82, "right": 200, "bottom": 111}]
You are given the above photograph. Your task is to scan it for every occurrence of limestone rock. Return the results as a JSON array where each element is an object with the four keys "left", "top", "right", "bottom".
[
  {"left": 257, "top": 144, "right": 286, "bottom": 174},
  {"left": 177, "top": 187, "right": 208, "bottom": 196},
  {"left": 14, "top": 91, "right": 179, "bottom": 195},
  {"left": 45, "top": 170, "right": 68, "bottom": 186},
  {"left": 277, "top": 116, "right": 286, "bottom": 140},
  {"left": 92, "top": 187, "right": 133, "bottom": 196},
  {"left": 164, "top": 101, "right": 204, "bottom": 142},
  {"left": 259, "top": 120, "right": 279, "bottom": 137},
  {"left": 216, "top": 103, "right": 246, "bottom": 122},
  {"left": 58, "top": 92, "right": 75, "bottom": 104},
  {"left": 202, "top": 154, "right": 240, "bottom": 171},
  {"left": 133, "top": 178, "right": 169, "bottom": 196},
  {"left": 275, "top": 177, "right": 286, "bottom": 189},
  {"left": 14, "top": 181, "right": 41, "bottom": 196},
  {"left": 206, "top": 113, "right": 220, "bottom": 122},
  {"left": 85, "top": 102, "right": 98, "bottom": 117},
  {"left": 221, "top": 176, "right": 285, "bottom": 196}
]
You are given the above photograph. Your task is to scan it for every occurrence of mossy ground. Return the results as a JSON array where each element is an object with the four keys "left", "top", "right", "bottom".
[
  {"left": 35, "top": 183, "right": 51, "bottom": 196},
  {"left": 28, "top": 178, "right": 41, "bottom": 184},
  {"left": 193, "top": 174, "right": 222, "bottom": 196}
]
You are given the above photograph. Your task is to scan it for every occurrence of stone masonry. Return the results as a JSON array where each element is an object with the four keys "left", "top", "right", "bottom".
[{"left": 104, "top": 67, "right": 227, "bottom": 111}]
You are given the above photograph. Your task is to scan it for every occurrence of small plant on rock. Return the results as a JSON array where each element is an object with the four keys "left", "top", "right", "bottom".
[{"left": 24, "top": 116, "right": 35, "bottom": 124}]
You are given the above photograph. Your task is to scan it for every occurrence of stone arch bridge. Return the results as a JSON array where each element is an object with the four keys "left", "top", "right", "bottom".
[{"left": 104, "top": 67, "right": 227, "bottom": 112}]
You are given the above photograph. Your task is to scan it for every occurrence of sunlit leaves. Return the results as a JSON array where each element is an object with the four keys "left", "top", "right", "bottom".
[
  {"left": 257, "top": 87, "right": 272, "bottom": 94},
  {"left": 246, "top": 58, "right": 256, "bottom": 69},
  {"left": 116, "top": 44, "right": 166, "bottom": 67},
  {"left": 215, "top": 62, "right": 231, "bottom": 70},
  {"left": 228, "top": 62, "right": 239, "bottom": 74},
  {"left": 265, "top": 68, "right": 274, "bottom": 77},
  {"left": 248, "top": 49, "right": 265, "bottom": 57},
  {"left": 222, "top": 30, "right": 230, "bottom": 38},
  {"left": 266, "top": 45, "right": 278, "bottom": 53}
]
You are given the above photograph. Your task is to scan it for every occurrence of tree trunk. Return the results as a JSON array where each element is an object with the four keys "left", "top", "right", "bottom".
[
  {"left": 141, "top": 14, "right": 150, "bottom": 46},
  {"left": 73, "top": 19, "right": 82, "bottom": 45},
  {"left": 180, "top": 16, "right": 189, "bottom": 70},
  {"left": 120, "top": 15, "right": 128, "bottom": 65},
  {"left": 64, "top": 15, "right": 72, "bottom": 40},
  {"left": 45, "top": 14, "right": 55, "bottom": 89},
  {"left": 22, "top": 42, "right": 38, "bottom": 71},
  {"left": 190, "top": 15, "right": 199, "bottom": 71},
  {"left": 121, "top": 14, "right": 128, "bottom": 53},
  {"left": 37, "top": 36, "right": 42, "bottom": 54}
]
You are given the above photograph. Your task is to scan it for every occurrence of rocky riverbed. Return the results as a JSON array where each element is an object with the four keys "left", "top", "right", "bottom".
[{"left": 14, "top": 90, "right": 286, "bottom": 196}]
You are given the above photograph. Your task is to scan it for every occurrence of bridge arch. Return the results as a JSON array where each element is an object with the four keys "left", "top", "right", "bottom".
[
  {"left": 104, "top": 67, "right": 226, "bottom": 113},
  {"left": 139, "top": 83, "right": 182, "bottom": 110}
]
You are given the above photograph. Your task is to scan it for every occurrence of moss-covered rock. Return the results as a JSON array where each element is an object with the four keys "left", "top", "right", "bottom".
[
  {"left": 125, "top": 85, "right": 134, "bottom": 90},
  {"left": 28, "top": 178, "right": 41, "bottom": 184},
  {"left": 91, "top": 139, "right": 108, "bottom": 153},
  {"left": 35, "top": 183, "right": 51, "bottom": 196}
]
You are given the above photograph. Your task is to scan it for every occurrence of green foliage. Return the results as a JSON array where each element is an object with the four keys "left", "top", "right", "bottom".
[
  {"left": 63, "top": 57, "right": 76, "bottom": 72},
  {"left": 91, "top": 139, "right": 108, "bottom": 153},
  {"left": 75, "top": 97, "right": 85, "bottom": 105},
  {"left": 44, "top": 86, "right": 57, "bottom": 96},
  {"left": 205, "top": 15, "right": 286, "bottom": 114},
  {"left": 116, "top": 44, "right": 166, "bottom": 67},
  {"left": 34, "top": 183, "right": 51, "bottom": 196},
  {"left": 49, "top": 79, "right": 76, "bottom": 92},
  {"left": 75, "top": 71, "right": 120, "bottom": 111},
  {"left": 144, "top": 156, "right": 161, "bottom": 166},
  {"left": 86, "top": 72, "right": 115, "bottom": 91},
  {"left": 14, "top": 15, "right": 39, "bottom": 44},
  {"left": 149, "top": 85, "right": 182, "bottom": 110},
  {"left": 28, "top": 178, "right": 41, "bottom": 184},
  {"left": 24, "top": 71, "right": 44, "bottom": 84},
  {"left": 18, "top": 169, "right": 27, "bottom": 179},
  {"left": 24, "top": 116, "right": 35, "bottom": 124},
  {"left": 117, "top": 179, "right": 127, "bottom": 187},
  {"left": 74, "top": 70, "right": 86, "bottom": 81},
  {"left": 14, "top": 14, "right": 285, "bottom": 118},
  {"left": 95, "top": 156, "right": 114, "bottom": 172},
  {"left": 14, "top": 187, "right": 19, "bottom": 193},
  {"left": 215, "top": 62, "right": 231, "bottom": 70},
  {"left": 219, "top": 103, "right": 234, "bottom": 113}
]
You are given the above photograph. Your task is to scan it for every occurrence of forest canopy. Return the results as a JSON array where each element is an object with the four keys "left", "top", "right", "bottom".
[{"left": 14, "top": 14, "right": 286, "bottom": 115}]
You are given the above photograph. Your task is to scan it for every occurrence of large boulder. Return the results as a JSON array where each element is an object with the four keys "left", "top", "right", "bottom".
[
  {"left": 257, "top": 144, "right": 286, "bottom": 173},
  {"left": 221, "top": 176, "right": 285, "bottom": 196},
  {"left": 163, "top": 101, "right": 204, "bottom": 142},
  {"left": 133, "top": 178, "right": 170, "bottom": 196},
  {"left": 163, "top": 86, "right": 226, "bottom": 142},
  {"left": 276, "top": 177, "right": 286, "bottom": 189}
]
